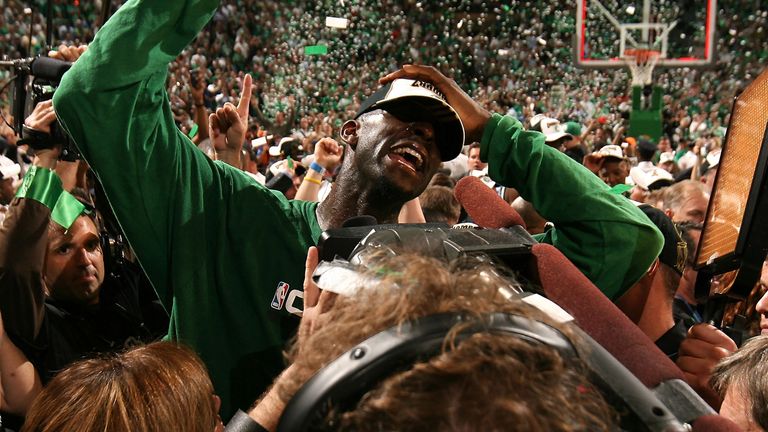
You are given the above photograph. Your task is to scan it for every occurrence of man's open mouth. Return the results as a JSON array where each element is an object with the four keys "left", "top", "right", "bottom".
[{"left": 389, "top": 142, "right": 426, "bottom": 172}]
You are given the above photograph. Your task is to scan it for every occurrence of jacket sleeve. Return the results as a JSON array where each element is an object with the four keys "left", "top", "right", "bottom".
[
  {"left": 480, "top": 114, "right": 663, "bottom": 300},
  {"left": 0, "top": 198, "right": 49, "bottom": 353},
  {"left": 53, "top": 0, "right": 318, "bottom": 308}
]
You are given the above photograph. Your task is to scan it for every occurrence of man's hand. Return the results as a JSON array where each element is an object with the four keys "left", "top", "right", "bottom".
[
  {"left": 25, "top": 100, "right": 60, "bottom": 169},
  {"left": 24, "top": 100, "right": 57, "bottom": 135},
  {"left": 582, "top": 153, "right": 603, "bottom": 174},
  {"left": 48, "top": 44, "right": 87, "bottom": 63},
  {"left": 298, "top": 247, "right": 337, "bottom": 349},
  {"left": 313, "top": 138, "right": 344, "bottom": 172},
  {"left": 379, "top": 64, "right": 491, "bottom": 143},
  {"left": 210, "top": 74, "right": 252, "bottom": 165},
  {"left": 676, "top": 323, "right": 737, "bottom": 407}
]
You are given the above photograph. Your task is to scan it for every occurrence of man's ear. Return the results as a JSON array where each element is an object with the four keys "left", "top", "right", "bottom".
[
  {"left": 664, "top": 208, "right": 675, "bottom": 220},
  {"left": 340, "top": 120, "right": 359, "bottom": 150}
]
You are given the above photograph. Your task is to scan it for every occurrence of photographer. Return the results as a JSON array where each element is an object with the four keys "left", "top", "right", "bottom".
[{"left": 0, "top": 97, "right": 167, "bottom": 423}]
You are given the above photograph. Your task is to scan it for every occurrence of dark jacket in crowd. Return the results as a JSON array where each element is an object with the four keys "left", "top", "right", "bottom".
[{"left": 0, "top": 198, "right": 168, "bottom": 384}]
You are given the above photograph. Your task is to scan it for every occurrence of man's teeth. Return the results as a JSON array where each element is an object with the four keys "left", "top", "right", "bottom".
[{"left": 392, "top": 147, "right": 423, "bottom": 167}]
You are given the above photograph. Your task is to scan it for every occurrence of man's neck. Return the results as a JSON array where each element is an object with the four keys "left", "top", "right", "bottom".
[
  {"left": 316, "top": 174, "right": 405, "bottom": 229},
  {"left": 637, "top": 280, "right": 676, "bottom": 343}
]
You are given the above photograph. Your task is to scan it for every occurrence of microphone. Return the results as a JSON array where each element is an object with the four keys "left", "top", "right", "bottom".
[
  {"left": 530, "top": 243, "right": 684, "bottom": 388},
  {"left": 454, "top": 176, "right": 526, "bottom": 229},
  {"left": 30, "top": 57, "right": 72, "bottom": 83}
]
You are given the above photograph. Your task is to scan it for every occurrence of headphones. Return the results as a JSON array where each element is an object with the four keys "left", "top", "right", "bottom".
[
  {"left": 277, "top": 311, "right": 577, "bottom": 431},
  {"left": 277, "top": 308, "right": 689, "bottom": 432}
]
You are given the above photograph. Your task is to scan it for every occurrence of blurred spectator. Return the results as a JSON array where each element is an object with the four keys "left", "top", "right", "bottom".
[
  {"left": 629, "top": 166, "right": 673, "bottom": 204},
  {"left": 662, "top": 180, "right": 710, "bottom": 224},
  {"left": 710, "top": 335, "right": 768, "bottom": 432},
  {"left": 465, "top": 142, "right": 486, "bottom": 172},
  {"left": 0, "top": 155, "right": 21, "bottom": 224},
  {"left": 584, "top": 144, "right": 629, "bottom": 188},
  {"left": 418, "top": 185, "right": 460, "bottom": 225}
]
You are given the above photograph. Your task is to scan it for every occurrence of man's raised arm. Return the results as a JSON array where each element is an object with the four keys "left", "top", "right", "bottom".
[
  {"left": 380, "top": 65, "right": 662, "bottom": 300},
  {"left": 52, "top": 0, "right": 222, "bottom": 304}
]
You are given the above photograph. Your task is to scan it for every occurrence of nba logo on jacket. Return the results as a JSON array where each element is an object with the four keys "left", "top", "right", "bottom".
[{"left": 271, "top": 282, "right": 290, "bottom": 310}]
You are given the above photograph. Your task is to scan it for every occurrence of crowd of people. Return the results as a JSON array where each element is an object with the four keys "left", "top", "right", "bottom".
[{"left": 0, "top": 0, "right": 767, "bottom": 431}]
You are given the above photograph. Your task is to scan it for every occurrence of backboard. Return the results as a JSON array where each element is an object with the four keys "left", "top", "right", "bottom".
[{"left": 575, "top": 0, "right": 717, "bottom": 69}]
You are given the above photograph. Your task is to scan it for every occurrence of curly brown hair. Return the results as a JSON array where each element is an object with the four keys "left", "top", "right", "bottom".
[{"left": 279, "top": 254, "right": 618, "bottom": 431}]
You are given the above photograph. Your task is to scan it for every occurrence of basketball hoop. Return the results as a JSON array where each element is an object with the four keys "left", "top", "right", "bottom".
[{"left": 623, "top": 49, "right": 662, "bottom": 87}]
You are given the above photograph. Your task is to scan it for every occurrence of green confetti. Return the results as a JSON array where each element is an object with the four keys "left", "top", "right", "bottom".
[{"left": 304, "top": 45, "right": 328, "bottom": 56}]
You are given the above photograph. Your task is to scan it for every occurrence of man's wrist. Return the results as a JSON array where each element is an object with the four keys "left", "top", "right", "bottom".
[
  {"left": 309, "top": 161, "right": 325, "bottom": 174},
  {"left": 33, "top": 154, "right": 58, "bottom": 170}
]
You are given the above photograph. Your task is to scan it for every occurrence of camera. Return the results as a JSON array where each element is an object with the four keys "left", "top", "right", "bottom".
[{"left": 4, "top": 56, "right": 79, "bottom": 161}]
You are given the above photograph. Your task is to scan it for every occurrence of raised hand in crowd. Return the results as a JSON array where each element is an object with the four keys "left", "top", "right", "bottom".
[
  {"left": 313, "top": 137, "right": 344, "bottom": 173},
  {"left": 676, "top": 323, "right": 737, "bottom": 408},
  {"left": 294, "top": 137, "right": 343, "bottom": 202},
  {"left": 379, "top": 64, "right": 491, "bottom": 143},
  {"left": 210, "top": 74, "right": 252, "bottom": 168},
  {"left": 189, "top": 68, "right": 209, "bottom": 145}
]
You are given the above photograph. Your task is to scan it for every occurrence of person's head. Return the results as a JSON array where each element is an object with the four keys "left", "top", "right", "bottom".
[
  {"left": 418, "top": 185, "right": 461, "bottom": 225},
  {"left": 529, "top": 114, "right": 573, "bottom": 151},
  {"left": 637, "top": 139, "right": 657, "bottom": 162},
  {"left": 662, "top": 180, "right": 710, "bottom": 224},
  {"left": 590, "top": 145, "right": 628, "bottom": 188},
  {"left": 658, "top": 151, "right": 677, "bottom": 173},
  {"left": 22, "top": 342, "right": 222, "bottom": 432},
  {"left": 630, "top": 167, "right": 674, "bottom": 203},
  {"left": 658, "top": 136, "right": 671, "bottom": 152},
  {"left": 466, "top": 142, "right": 485, "bottom": 171},
  {"left": 599, "top": 157, "right": 630, "bottom": 187},
  {"left": 710, "top": 335, "right": 768, "bottom": 432},
  {"left": 428, "top": 172, "right": 455, "bottom": 188},
  {"left": 45, "top": 213, "right": 105, "bottom": 306},
  {"left": 339, "top": 78, "right": 464, "bottom": 201},
  {"left": 279, "top": 254, "right": 618, "bottom": 431}
]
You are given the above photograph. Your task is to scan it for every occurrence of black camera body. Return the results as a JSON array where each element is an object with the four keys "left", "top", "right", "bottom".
[{"left": 10, "top": 56, "right": 79, "bottom": 161}]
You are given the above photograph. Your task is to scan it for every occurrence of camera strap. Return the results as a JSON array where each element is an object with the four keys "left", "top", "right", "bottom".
[{"left": 18, "top": 124, "right": 62, "bottom": 150}]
